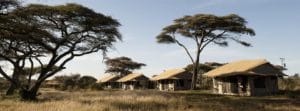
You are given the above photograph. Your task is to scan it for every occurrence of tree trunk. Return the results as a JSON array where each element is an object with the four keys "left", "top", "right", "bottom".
[
  {"left": 6, "top": 83, "right": 18, "bottom": 95},
  {"left": 6, "top": 69, "right": 20, "bottom": 95},
  {"left": 191, "top": 48, "right": 201, "bottom": 90},
  {"left": 191, "top": 63, "right": 199, "bottom": 90},
  {"left": 19, "top": 89, "right": 37, "bottom": 101},
  {"left": 19, "top": 82, "right": 42, "bottom": 101}
]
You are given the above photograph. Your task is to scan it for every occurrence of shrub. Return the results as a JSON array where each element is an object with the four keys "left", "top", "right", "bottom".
[
  {"left": 53, "top": 74, "right": 99, "bottom": 91},
  {"left": 78, "top": 76, "right": 97, "bottom": 89},
  {"left": 278, "top": 75, "right": 300, "bottom": 91},
  {"left": 90, "top": 83, "right": 103, "bottom": 91}
]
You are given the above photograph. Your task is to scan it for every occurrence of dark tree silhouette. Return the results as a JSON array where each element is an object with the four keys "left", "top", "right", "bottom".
[
  {"left": 78, "top": 76, "right": 97, "bottom": 89},
  {"left": 105, "top": 56, "right": 146, "bottom": 76},
  {"left": 54, "top": 74, "right": 81, "bottom": 90},
  {"left": 0, "top": 3, "right": 121, "bottom": 100},
  {"left": 156, "top": 14, "right": 255, "bottom": 89}
]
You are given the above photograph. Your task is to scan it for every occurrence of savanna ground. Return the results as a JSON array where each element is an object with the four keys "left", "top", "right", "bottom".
[{"left": 0, "top": 88, "right": 299, "bottom": 111}]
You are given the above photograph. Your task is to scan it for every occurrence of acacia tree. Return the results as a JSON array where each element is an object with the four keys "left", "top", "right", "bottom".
[
  {"left": 156, "top": 14, "right": 255, "bottom": 89},
  {"left": 105, "top": 56, "right": 146, "bottom": 76},
  {"left": 0, "top": 3, "right": 121, "bottom": 100}
]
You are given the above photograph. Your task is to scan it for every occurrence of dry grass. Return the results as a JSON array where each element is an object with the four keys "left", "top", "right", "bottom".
[{"left": 0, "top": 89, "right": 299, "bottom": 111}]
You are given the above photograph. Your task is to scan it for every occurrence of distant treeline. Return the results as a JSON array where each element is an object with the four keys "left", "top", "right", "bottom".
[{"left": 2, "top": 73, "right": 299, "bottom": 92}]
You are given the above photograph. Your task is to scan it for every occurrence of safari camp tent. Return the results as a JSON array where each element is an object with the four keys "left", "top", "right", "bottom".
[
  {"left": 203, "top": 59, "right": 286, "bottom": 96},
  {"left": 151, "top": 68, "right": 192, "bottom": 91},
  {"left": 97, "top": 74, "right": 121, "bottom": 89},
  {"left": 117, "top": 73, "right": 150, "bottom": 90}
]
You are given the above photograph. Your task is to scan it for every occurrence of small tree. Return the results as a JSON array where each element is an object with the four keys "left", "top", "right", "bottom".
[
  {"left": 105, "top": 56, "right": 146, "bottom": 76},
  {"left": 78, "top": 76, "right": 97, "bottom": 89},
  {"left": 156, "top": 14, "right": 255, "bottom": 89},
  {"left": 54, "top": 74, "right": 81, "bottom": 90}
]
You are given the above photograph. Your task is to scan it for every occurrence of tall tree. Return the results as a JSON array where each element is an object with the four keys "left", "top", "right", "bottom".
[
  {"left": 0, "top": 3, "right": 121, "bottom": 100},
  {"left": 156, "top": 14, "right": 255, "bottom": 89},
  {"left": 105, "top": 56, "right": 146, "bottom": 76}
]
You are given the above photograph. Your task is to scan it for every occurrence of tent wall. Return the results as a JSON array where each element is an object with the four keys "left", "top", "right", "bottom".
[{"left": 213, "top": 75, "right": 279, "bottom": 96}]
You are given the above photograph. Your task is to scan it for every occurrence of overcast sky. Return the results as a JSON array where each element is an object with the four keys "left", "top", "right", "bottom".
[{"left": 24, "top": 0, "right": 300, "bottom": 78}]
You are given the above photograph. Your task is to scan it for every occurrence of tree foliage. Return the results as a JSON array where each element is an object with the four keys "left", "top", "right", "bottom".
[
  {"left": 185, "top": 62, "right": 223, "bottom": 89},
  {"left": 156, "top": 14, "right": 255, "bottom": 89},
  {"left": 185, "top": 63, "right": 214, "bottom": 74},
  {"left": 54, "top": 74, "right": 97, "bottom": 90},
  {"left": 54, "top": 74, "right": 81, "bottom": 90},
  {"left": 105, "top": 56, "right": 146, "bottom": 76},
  {"left": 78, "top": 76, "right": 97, "bottom": 89}
]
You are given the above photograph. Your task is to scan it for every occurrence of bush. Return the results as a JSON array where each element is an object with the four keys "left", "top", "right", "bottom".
[
  {"left": 279, "top": 75, "right": 300, "bottom": 91},
  {"left": 197, "top": 76, "right": 213, "bottom": 90},
  {"left": 78, "top": 76, "right": 97, "bottom": 89},
  {"left": 90, "top": 83, "right": 103, "bottom": 91},
  {"left": 53, "top": 74, "right": 99, "bottom": 91}
]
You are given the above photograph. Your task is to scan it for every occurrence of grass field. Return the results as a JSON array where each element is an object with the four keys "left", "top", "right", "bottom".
[{"left": 0, "top": 89, "right": 299, "bottom": 111}]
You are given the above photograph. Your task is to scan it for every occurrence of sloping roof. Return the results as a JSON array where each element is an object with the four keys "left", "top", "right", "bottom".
[
  {"left": 203, "top": 59, "right": 286, "bottom": 77},
  {"left": 117, "top": 73, "right": 146, "bottom": 82},
  {"left": 97, "top": 74, "right": 119, "bottom": 83},
  {"left": 151, "top": 68, "right": 188, "bottom": 80}
]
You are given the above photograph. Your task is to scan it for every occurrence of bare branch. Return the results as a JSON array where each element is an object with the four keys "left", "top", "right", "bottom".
[
  {"left": 34, "top": 57, "right": 43, "bottom": 69},
  {"left": 200, "top": 31, "right": 226, "bottom": 51},
  {"left": 171, "top": 33, "right": 195, "bottom": 64}
]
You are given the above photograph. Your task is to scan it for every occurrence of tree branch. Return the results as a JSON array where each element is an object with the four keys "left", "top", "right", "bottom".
[
  {"left": 171, "top": 33, "right": 195, "bottom": 64},
  {"left": 35, "top": 57, "right": 44, "bottom": 69},
  {"left": 39, "top": 53, "right": 74, "bottom": 82},
  {"left": 200, "top": 31, "right": 226, "bottom": 51}
]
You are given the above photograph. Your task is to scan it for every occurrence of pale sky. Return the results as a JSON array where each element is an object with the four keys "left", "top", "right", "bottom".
[{"left": 23, "top": 0, "right": 300, "bottom": 78}]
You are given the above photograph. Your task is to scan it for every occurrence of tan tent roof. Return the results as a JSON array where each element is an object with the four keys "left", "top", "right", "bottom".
[
  {"left": 97, "top": 74, "right": 119, "bottom": 83},
  {"left": 151, "top": 68, "right": 187, "bottom": 80},
  {"left": 117, "top": 73, "right": 145, "bottom": 82},
  {"left": 203, "top": 59, "right": 286, "bottom": 77}
]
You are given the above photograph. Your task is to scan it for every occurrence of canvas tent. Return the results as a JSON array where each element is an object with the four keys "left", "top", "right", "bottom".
[
  {"left": 97, "top": 74, "right": 120, "bottom": 89},
  {"left": 117, "top": 73, "right": 150, "bottom": 90},
  {"left": 151, "top": 68, "right": 192, "bottom": 91},
  {"left": 204, "top": 59, "right": 286, "bottom": 96}
]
